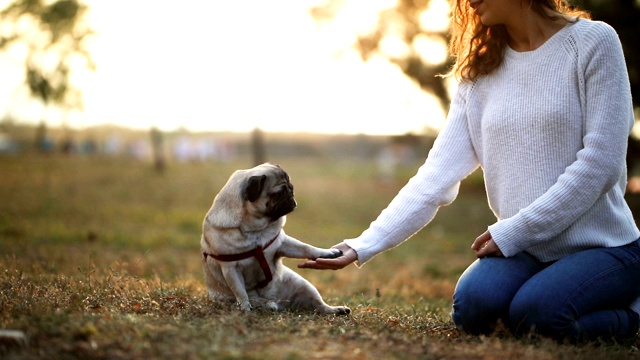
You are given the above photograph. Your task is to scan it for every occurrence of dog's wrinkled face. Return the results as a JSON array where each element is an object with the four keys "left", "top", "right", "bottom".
[{"left": 242, "top": 164, "right": 296, "bottom": 221}]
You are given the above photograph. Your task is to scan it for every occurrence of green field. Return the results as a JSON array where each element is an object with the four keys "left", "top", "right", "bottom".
[{"left": 1, "top": 151, "right": 639, "bottom": 359}]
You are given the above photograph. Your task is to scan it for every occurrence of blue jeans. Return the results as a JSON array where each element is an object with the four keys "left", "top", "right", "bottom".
[{"left": 451, "top": 239, "right": 640, "bottom": 342}]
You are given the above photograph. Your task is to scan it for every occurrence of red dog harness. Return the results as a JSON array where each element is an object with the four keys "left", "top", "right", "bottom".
[{"left": 202, "top": 232, "right": 280, "bottom": 289}]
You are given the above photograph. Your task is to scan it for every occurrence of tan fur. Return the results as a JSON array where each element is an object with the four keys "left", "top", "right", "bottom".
[{"left": 201, "top": 164, "right": 350, "bottom": 315}]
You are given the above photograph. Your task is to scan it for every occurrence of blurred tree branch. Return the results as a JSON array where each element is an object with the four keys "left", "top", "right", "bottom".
[
  {"left": 311, "top": 0, "right": 453, "bottom": 111},
  {"left": 0, "top": 0, "right": 94, "bottom": 115},
  {"left": 310, "top": 0, "right": 640, "bottom": 112}
]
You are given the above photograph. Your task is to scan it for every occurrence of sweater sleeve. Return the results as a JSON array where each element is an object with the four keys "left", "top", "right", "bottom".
[
  {"left": 344, "top": 83, "right": 480, "bottom": 266},
  {"left": 489, "top": 22, "right": 635, "bottom": 257}
]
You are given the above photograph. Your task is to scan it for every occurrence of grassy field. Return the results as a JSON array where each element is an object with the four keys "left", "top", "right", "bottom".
[{"left": 1, "top": 151, "right": 639, "bottom": 359}]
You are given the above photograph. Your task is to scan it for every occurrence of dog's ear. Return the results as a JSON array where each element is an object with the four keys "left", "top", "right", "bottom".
[
  {"left": 244, "top": 175, "right": 267, "bottom": 202},
  {"left": 207, "top": 171, "right": 247, "bottom": 229}
]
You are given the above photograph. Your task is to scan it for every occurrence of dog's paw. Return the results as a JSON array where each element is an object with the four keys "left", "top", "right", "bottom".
[
  {"left": 317, "top": 249, "right": 343, "bottom": 259},
  {"left": 237, "top": 300, "right": 253, "bottom": 312},
  {"left": 334, "top": 306, "right": 351, "bottom": 316},
  {"left": 319, "top": 305, "right": 351, "bottom": 316},
  {"left": 265, "top": 301, "right": 279, "bottom": 312}
]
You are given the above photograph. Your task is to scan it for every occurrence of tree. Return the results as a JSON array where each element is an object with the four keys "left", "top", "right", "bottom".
[
  {"left": 311, "top": 0, "right": 452, "bottom": 111},
  {"left": 0, "top": 0, "right": 93, "bottom": 149},
  {"left": 310, "top": 0, "right": 640, "bottom": 110}
]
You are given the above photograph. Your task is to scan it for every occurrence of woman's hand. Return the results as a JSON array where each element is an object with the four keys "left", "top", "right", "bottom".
[
  {"left": 471, "top": 230, "right": 503, "bottom": 258},
  {"left": 298, "top": 242, "right": 357, "bottom": 270}
]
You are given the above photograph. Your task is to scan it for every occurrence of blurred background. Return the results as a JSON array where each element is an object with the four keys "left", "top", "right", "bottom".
[
  {"left": 0, "top": 0, "right": 637, "bottom": 140},
  {"left": 0, "top": 0, "right": 638, "bottom": 159}
]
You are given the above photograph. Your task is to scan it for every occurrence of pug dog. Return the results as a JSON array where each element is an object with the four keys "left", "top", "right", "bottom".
[{"left": 201, "top": 163, "right": 350, "bottom": 315}]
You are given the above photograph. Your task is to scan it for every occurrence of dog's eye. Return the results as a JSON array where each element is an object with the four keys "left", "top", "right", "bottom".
[{"left": 273, "top": 184, "right": 291, "bottom": 196}]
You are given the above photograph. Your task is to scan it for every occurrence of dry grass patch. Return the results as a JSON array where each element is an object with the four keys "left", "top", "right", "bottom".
[{"left": 1, "top": 153, "right": 639, "bottom": 359}]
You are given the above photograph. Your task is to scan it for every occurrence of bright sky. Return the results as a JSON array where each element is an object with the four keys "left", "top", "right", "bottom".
[{"left": 0, "top": 0, "right": 451, "bottom": 135}]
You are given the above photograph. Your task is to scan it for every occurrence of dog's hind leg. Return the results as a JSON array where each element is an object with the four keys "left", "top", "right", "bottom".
[{"left": 281, "top": 269, "right": 350, "bottom": 315}]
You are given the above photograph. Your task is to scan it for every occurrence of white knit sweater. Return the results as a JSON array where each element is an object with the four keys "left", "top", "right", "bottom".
[{"left": 345, "top": 18, "right": 640, "bottom": 264}]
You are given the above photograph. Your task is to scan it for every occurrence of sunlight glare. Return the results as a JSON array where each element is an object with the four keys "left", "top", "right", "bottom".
[
  {"left": 379, "top": 34, "right": 411, "bottom": 59},
  {"left": 0, "top": 0, "right": 449, "bottom": 135},
  {"left": 420, "top": 0, "right": 450, "bottom": 32},
  {"left": 413, "top": 34, "right": 449, "bottom": 65}
]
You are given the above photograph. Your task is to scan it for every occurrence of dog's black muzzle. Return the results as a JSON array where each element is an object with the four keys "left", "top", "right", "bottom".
[{"left": 267, "top": 187, "right": 296, "bottom": 220}]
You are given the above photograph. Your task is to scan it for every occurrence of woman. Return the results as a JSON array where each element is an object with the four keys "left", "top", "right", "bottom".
[{"left": 299, "top": 0, "right": 640, "bottom": 342}]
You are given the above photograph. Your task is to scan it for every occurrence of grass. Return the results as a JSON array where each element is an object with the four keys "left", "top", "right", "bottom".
[{"left": 1, "top": 151, "right": 639, "bottom": 359}]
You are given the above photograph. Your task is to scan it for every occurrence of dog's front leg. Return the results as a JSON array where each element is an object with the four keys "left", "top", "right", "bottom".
[
  {"left": 278, "top": 234, "right": 342, "bottom": 260},
  {"left": 220, "top": 264, "right": 252, "bottom": 311}
]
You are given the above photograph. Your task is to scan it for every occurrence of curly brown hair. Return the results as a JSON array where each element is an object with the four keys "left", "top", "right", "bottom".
[{"left": 447, "top": 0, "right": 591, "bottom": 82}]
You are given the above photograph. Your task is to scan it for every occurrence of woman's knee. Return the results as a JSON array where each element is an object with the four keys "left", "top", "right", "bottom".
[
  {"left": 510, "top": 243, "right": 640, "bottom": 340},
  {"left": 510, "top": 289, "right": 640, "bottom": 341},
  {"left": 509, "top": 294, "right": 555, "bottom": 336},
  {"left": 452, "top": 292, "right": 507, "bottom": 334},
  {"left": 452, "top": 257, "right": 537, "bottom": 334},
  {"left": 509, "top": 285, "right": 581, "bottom": 340}
]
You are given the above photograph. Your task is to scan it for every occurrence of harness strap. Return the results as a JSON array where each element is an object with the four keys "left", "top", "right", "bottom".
[{"left": 203, "top": 232, "right": 279, "bottom": 289}]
